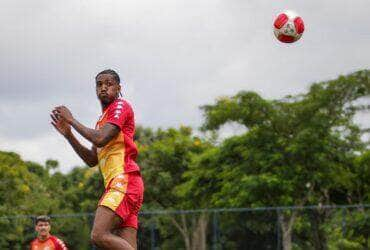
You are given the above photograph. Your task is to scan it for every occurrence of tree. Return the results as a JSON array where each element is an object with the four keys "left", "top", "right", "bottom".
[
  {"left": 138, "top": 126, "right": 212, "bottom": 250},
  {"left": 195, "top": 70, "right": 369, "bottom": 249}
]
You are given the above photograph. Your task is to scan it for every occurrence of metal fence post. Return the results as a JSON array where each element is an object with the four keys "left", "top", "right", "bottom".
[
  {"left": 150, "top": 221, "right": 156, "bottom": 250},
  {"left": 212, "top": 211, "right": 219, "bottom": 250},
  {"left": 276, "top": 209, "right": 281, "bottom": 250},
  {"left": 341, "top": 208, "right": 346, "bottom": 238}
]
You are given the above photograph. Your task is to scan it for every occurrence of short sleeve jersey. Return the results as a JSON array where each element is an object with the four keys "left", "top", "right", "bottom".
[
  {"left": 30, "top": 235, "right": 68, "bottom": 250},
  {"left": 95, "top": 98, "right": 140, "bottom": 187}
]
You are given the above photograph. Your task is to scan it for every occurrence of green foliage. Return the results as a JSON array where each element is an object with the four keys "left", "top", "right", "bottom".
[
  {"left": 0, "top": 151, "right": 103, "bottom": 249},
  {"left": 196, "top": 70, "right": 369, "bottom": 208},
  {"left": 0, "top": 152, "right": 50, "bottom": 248},
  {"left": 191, "top": 70, "right": 369, "bottom": 247},
  {"left": 138, "top": 126, "right": 212, "bottom": 210}
]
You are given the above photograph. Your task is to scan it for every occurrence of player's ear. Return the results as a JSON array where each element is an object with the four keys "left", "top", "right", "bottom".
[{"left": 117, "top": 84, "right": 122, "bottom": 97}]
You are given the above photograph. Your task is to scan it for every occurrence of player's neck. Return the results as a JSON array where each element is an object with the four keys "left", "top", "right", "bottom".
[
  {"left": 101, "top": 103, "right": 110, "bottom": 111},
  {"left": 38, "top": 233, "right": 50, "bottom": 241},
  {"left": 101, "top": 97, "right": 120, "bottom": 111}
]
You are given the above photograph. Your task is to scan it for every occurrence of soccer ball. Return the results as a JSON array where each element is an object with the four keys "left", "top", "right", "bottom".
[{"left": 273, "top": 10, "right": 305, "bottom": 43}]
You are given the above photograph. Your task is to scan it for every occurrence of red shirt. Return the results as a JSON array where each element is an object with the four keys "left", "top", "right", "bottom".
[
  {"left": 30, "top": 235, "right": 68, "bottom": 250},
  {"left": 96, "top": 98, "right": 140, "bottom": 187}
]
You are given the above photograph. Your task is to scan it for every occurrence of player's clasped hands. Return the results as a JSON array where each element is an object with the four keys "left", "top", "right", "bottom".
[
  {"left": 50, "top": 106, "right": 73, "bottom": 137},
  {"left": 52, "top": 106, "right": 74, "bottom": 123}
]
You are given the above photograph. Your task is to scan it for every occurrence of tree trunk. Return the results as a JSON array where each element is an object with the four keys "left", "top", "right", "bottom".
[
  {"left": 170, "top": 213, "right": 208, "bottom": 250},
  {"left": 170, "top": 214, "right": 191, "bottom": 250},
  {"left": 278, "top": 211, "right": 297, "bottom": 250},
  {"left": 282, "top": 230, "right": 292, "bottom": 250},
  {"left": 191, "top": 213, "right": 208, "bottom": 250}
]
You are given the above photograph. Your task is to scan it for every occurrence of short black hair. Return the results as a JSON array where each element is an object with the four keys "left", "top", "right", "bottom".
[
  {"left": 35, "top": 215, "right": 50, "bottom": 225},
  {"left": 95, "top": 69, "right": 120, "bottom": 84}
]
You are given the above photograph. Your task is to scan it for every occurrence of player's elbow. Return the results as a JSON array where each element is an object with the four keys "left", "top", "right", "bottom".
[
  {"left": 94, "top": 141, "right": 104, "bottom": 148},
  {"left": 94, "top": 140, "right": 108, "bottom": 148},
  {"left": 87, "top": 160, "right": 98, "bottom": 168},
  {"left": 93, "top": 136, "right": 109, "bottom": 148}
]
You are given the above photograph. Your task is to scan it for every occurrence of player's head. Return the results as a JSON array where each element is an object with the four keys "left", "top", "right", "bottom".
[
  {"left": 95, "top": 69, "right": 122, "bottom": 106},
  {"left": 35, "top": 215, "right": 51, "bottom": 238}
]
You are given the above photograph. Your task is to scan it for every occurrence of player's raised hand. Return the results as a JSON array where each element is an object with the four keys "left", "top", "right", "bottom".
[
  {"left": 50, "top": 112, "right": 72, "bottom": 137},
  {"left": 53, "top": 106, "right": 74, "bottom": 124}
]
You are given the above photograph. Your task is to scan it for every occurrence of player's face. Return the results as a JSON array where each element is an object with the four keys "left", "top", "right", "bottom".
[
  {"left": 96, "top": 74, "right": 121, "bottom": 105},
  {"left": 35, "top": 221, "right": 51, "bottom": 237}
]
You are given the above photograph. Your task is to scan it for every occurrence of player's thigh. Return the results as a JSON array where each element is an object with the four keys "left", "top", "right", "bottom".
[
  {"left": 92, "top": 205, "right": 122, "bottom": 235},
  {"left": 115, "top": 227, "right": 137, "bottom": 249}
]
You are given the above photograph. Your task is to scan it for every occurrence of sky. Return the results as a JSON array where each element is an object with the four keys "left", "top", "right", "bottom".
[{"left": 0, "top": 0, "right": 369, "bottom": 172}]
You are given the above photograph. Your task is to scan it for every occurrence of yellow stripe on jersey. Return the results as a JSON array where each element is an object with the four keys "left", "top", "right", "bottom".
[
  {"left": 99, "top": 174, "right": 129, "bottom": 211},
  {"left": 100, "top": 189, "right": 125, "bottom": 211},
  {"left": 99, "top": 152, "right": 124, "bottom": 187}
]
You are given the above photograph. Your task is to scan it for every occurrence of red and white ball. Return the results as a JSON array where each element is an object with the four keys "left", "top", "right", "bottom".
[{"left": 273, "top": 10, "right": 305, "bottom": 43}]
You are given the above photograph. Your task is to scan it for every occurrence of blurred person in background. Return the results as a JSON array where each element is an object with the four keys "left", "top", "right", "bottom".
[{"left": 30, "top": 215, "right": 68, "bottom": 250}]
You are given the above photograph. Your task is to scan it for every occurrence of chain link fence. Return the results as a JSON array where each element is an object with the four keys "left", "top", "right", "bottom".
[{"left": 0, "top": 204, "right": 369, "bottom": 249}]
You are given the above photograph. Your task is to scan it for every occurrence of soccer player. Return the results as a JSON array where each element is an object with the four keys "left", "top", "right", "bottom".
[
  {"left": 50, "top": 69, "right": 144, "bottom": 250},
  {"left": 30, "top": 215, "right": 68, "bottom": 250}
]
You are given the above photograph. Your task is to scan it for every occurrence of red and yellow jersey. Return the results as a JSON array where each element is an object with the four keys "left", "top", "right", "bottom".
[
  {"left": 95, "top": 98, "right": 140, "bottom": 187},
  {"left": 30, "top": 235, "right": 68, "bottom": 250}
]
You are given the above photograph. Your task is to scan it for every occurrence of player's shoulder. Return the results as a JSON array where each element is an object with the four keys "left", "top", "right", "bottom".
[
  {"left": 116, "top": 98, "right": 132, "bottom": 106},
  {"left": 30, "top": 238, "right": 38, "bottom": 246},
  {"left": 111, "top": 98, "right": 133, "bottom": 110},
  {"left": 50, "top": 235, "right": 68, "bottom": 249}
]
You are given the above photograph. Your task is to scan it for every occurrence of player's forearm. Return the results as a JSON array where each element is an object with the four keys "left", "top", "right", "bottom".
[
  {"left": 64, "top": 132, "right": 98, "bottom": 167},
  {"left": 70, "top": 119, "right": 106, "bottom": 147}
]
